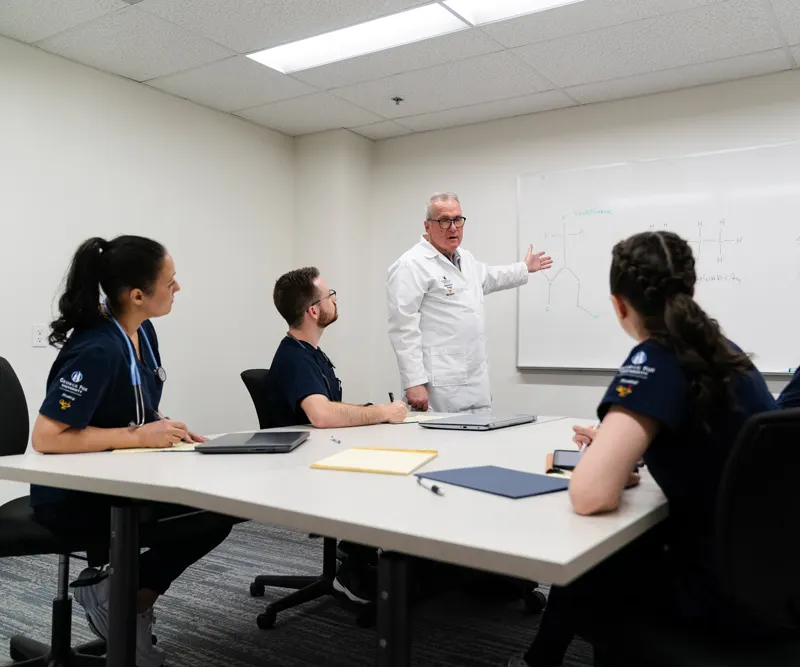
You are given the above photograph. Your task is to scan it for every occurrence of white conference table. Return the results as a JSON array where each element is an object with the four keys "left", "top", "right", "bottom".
[{"left": 0, "top": 416, "right": 668, "bottom": 667}]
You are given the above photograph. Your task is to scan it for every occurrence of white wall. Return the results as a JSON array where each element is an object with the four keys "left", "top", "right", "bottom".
[
  {"left": 293, "top": 130, "right": 375, "bottom": 404},
  {"left": 365, "top": 69, "right": 800, "bottom": 418},
  {"left": 0, "top": 37, "right": 295, "bottom": 502}
]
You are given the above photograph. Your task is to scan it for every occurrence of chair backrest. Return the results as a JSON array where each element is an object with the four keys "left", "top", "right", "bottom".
[
  {"left": 240, "top": 369, "right": 272, "bottom": 429},
  {"left": 0, "top": 357, "right": 29, "bottom": 457},
  {"left": 716, "top": 408, "right": 800, "bottom": 632}
]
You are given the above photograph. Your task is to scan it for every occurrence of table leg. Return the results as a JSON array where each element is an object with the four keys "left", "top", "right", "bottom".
[
  {"left": 376, "top": 552, "right": 410, "bottom": 667},
  {"left": 107, "top": 505, "right": 139, "bottom": 667}
]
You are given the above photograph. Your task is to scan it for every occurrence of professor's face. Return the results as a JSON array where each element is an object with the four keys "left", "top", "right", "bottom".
[{"left": 425, "top": 200, "right": 464, "bottom": 256}]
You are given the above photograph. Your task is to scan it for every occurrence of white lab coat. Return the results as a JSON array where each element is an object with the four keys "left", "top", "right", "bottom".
[{"left": 386, "top": 236, "right": 528, "bottom": 413}]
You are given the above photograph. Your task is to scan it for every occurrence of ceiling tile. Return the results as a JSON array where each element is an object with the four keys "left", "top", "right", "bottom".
[
  {"left": 235, "top": 92, "right": 382, "bottom": 136},
  {"left": 482, "top": 0, "right": 724, "bottom": 49},
  {"left": 771, "top": 0, "right": 800, "bottom": 45},
  {"left": 35, "top": 7, "right": 234, "bottom": 81},
  {"left": 138, "top": 0, "right": 433, "bottom": 54},
  {"left": 146, "top": 56, "right": 317, "bottom": 112},
  {"left": 397, "top": 89, "right": 575, "bottom": 132},
  {"left": 566, "top": 49, "right": 793, "bottom": 104},
  {"left": 0, "top": 0, "right": 127, "bottom": 43},
  {"left": 331, "top": 51, "right": 554, "bottom": 119},
  {"left": 349, "top": 120, "right": 412, "bottom": 139},
  {"left": 513, "top": 0, "right": 783, "bottom": 88},
  {"left": 292, "top": 28, "right": 501, "bottom": 90}
]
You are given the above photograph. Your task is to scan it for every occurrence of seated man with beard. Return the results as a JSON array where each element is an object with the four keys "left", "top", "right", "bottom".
[{"left": 261, "top": 267, "right": 407, "bottom": 603}]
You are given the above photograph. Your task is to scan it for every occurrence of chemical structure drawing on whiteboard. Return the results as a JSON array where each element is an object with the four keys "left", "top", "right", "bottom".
[
  {"left": 690, "top": 220, "right": 742, "bottom": 263},
  {"left": 542, "top": 215, "right": 598, "bottom": 319},
  {"left": 650, "top": 220, "right": 742, "bottom": 264}
]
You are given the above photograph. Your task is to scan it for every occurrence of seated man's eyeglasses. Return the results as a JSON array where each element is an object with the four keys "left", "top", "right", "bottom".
[
  {"left": 310, "top": 289, "right": 336, "bottom": 307},
  {"left": 428, "top": 216, "right": 467, "bottom": 229}
]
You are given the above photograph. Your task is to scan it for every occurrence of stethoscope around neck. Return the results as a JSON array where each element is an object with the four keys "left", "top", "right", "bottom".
[
  {"left": 104, "top": 301, "right": 166, "bottom": 427},
  {"left": 286, "top": 332, "right": 340, "bottom": 399}
]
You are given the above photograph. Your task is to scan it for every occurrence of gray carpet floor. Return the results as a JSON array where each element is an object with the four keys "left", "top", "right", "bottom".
[{"left": 0, "top": 522, "right": 593, "bottom": 666}]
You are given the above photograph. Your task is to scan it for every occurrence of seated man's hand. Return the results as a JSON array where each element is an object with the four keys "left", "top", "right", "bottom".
[{"left": 383, "top": 401, "right": 409, "bottom": 424}]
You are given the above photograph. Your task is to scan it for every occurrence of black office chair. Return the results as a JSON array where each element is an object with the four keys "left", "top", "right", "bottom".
[
  {"left": 603, "top": 408, "right": 800, "bottom": 667},
  {"left": 240, "top": 369, "right": 339, "bottom": 629},
  {"left": 240, "top": 369, "right": 274, "bottom": 434},
  {"left": 0, "top": 356, "right": 106, "bottom": 666}
]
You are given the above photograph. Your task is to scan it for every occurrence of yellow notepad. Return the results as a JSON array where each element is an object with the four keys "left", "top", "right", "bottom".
[
  {"left": 311, "top": 447, "right": 437, "bottom": 475},
  {"left": 112, "top": 442, "right": 197, "bottom": 454}
]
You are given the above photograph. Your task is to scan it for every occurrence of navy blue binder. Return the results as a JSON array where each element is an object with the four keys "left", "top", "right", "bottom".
[{"left": 417, "top": 465, "right": 569, "bottom": 499}]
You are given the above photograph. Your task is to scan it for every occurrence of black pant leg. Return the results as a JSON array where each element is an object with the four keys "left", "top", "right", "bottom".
[
  {"left": 523, "top": 583, "right": 579, "bottom": 666},
  {"left": 523, "top": 527, "right": 671, "bottom": 667},
  {"left": 338, "top": 541, "right": 378, "bottom": 566},
  {"left": 137, "top": 504, "right": 237, "bottom": 594},
  {"left": 34, "top": 496, "right": 239, "bottom": 595}
]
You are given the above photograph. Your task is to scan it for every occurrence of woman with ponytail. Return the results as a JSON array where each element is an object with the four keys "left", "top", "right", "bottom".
[
  {"left": 510, "top": 231, "right": 779, "bottom": 667},
  {"left": 31, "top": 235, "right": 237, "bottom": 667}
]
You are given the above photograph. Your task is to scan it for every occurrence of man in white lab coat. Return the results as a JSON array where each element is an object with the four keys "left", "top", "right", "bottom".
[{"left": 387, "top": 192, "right": 552, "bottom": 413}]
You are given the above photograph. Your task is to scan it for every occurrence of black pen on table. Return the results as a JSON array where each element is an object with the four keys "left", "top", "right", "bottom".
[
  {"left": 389, "top": 392, "right": 394, "bottom": 402},
  {"left": 417, "top": 477, "right": 444, "bottom": 496}
]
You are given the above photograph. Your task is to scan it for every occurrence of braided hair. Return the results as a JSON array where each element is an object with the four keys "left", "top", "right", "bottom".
[{"left": 610, "top": 231, "right": 753, "bottom": 428}]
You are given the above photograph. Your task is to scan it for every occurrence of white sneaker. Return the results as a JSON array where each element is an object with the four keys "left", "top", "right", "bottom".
[
  {"left": 73, "top": 568, "right": 166, "bottom": 667},
  {"left": 72, "top": 568, "right": 110, "bottom": 641},
  {"left": 136, "top": 608, "right": 166, "bottom": 667}
]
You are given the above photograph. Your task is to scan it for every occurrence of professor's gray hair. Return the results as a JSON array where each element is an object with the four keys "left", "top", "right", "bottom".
[{"left": 425, "top": 192, "right": 460, "bottom": 220}]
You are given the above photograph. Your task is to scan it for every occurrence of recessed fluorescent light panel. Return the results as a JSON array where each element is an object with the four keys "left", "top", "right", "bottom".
[
  {"left": 444, "top": 0, "right": 585, "bottom": 26},
  {"left": 247, "top": 5, "right": 468, "bottom": 74}
]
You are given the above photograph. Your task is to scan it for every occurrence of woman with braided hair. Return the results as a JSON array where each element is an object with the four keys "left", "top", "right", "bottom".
[{"left": 509, "top": 231, "right": 779, "bottom": 667}]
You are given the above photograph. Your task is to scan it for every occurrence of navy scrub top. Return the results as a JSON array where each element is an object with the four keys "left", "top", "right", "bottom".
[
  {"left": 31, "top": 319, "right": 164, "bottom": 507},
  {"left": 261, "top": 335, "right": 343, "bottom": 427},
  {"left": 777, "top": 367, "right": 800, "bottom": 408},
  {"left": 598, "top": 338, "right": 776, "bottom": 618}
]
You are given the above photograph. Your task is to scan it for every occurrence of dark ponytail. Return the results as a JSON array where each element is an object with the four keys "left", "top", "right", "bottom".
[
  {"left": 610, "top": 231, "right": 752, "bottom": 428},
  {"left": 49, "top": 235, "right": 167, "bottom": 347}
]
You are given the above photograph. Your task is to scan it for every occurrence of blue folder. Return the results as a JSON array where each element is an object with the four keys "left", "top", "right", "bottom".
[{"left": 417, "top": 465, "right": 569, "bottom": 499}]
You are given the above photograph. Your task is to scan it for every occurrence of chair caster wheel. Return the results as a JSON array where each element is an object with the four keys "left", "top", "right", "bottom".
[
  {"left": 524, "top": 589, "right": 547, "bottom": 613},
  {"left": 250, "top": 582, "right": 266, "bottom": 597},
  {"left": 257, "top": 609, "right": 276, "bottom": 630}
]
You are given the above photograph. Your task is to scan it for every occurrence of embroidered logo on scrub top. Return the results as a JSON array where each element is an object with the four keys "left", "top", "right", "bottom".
[
  {"left": 616, "top": 385, "right": 633, "bottom": 398},
  {"left": 441, "top": 276, "right": 455, "bottom": 296},
  {"left": 631, "top": 351, "right": 647, "bottom": 365},
  {"left": 59, "top": 399, "right": 72, "bottom": 411},
  {"left": 59, "top": 373, "right": 89, "bottom": 401}
]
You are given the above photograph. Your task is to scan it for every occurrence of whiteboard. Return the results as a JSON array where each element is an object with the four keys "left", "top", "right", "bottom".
[{"left": 517, "top": 142, "right": 800, "bottom": 374}]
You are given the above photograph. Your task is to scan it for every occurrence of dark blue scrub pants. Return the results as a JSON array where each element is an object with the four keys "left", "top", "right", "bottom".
[
  {"left": 523, "top": 523, "right": 784, "bottom": 667},
  {"left": 34, "top": 495, "right": 238, "bottom": 595}
]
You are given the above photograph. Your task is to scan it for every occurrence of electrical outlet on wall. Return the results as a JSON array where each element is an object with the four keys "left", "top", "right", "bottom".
[{"left": 32, "top": 325, "right": 48, "bottom": 348}]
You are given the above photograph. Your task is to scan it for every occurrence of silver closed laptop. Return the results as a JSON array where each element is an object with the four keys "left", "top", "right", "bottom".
[{"left": 419, "top": 414, "right": 536, "bottom": 431}]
